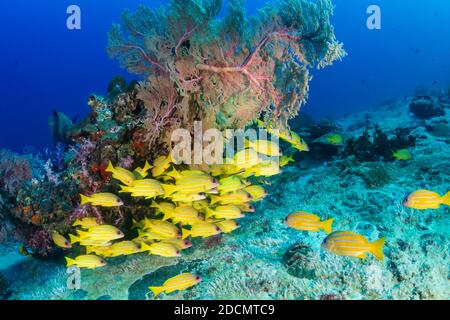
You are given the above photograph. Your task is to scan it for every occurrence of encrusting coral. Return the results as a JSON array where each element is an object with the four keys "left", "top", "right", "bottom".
[{"left": 108, "top": 0, "right": 346, "bottom": 149}]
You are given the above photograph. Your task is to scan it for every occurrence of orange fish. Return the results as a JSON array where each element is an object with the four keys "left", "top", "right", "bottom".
[{"left": 403, "top": 189, "right": 450, "bottom": 210}]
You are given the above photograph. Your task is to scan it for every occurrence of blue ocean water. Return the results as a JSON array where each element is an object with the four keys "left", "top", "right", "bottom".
[{"left": 0, "top": 0, "right": 449, "bottom": 151}]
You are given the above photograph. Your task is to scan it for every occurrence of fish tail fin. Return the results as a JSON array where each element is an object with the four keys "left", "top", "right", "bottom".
[
  {"left": 68, "top": 234, "right": 79, "bottom": 244},
  {"left": 140, "top": 242, "right": 151, "bottom": 252},
  {"left": 118, "top": 185, "right": 129, "bottom": 193},
  {"left": 150, "top": 200, "right": 159, "bottom": 209},
  {"left": 79, "top": 194, "right": 90, "bottom": 205},
  {"left": 65, "top": 256, "right": 76, "bottom": 267},
  {"left": 105, "top": 161, "right": 114, "bottom": 173},
  {"left": 143, "top": 161, "right": 152, "bottom": 171},
  {"left": 148, "top": 286, "right": 165, "bottom": 298},
  {"left": 210, "top": 195, "right": 220, "bottom": 205},
  {"left": 370, "top": 237, "right": 386, "bottom": 261},
  {"left": 321, "top": 218, "right": 334, "bottom": 234},
  {"left": 205, "top": 208, "right": 215, "bottom": 220},
  {"left": 181, "top": 228, "right": 191, "bottom": 240},
  {"left": 161, "top": 184, "right": 176, "bottom": 197},
  {"left": 162, "top": 212, "right": 172, "bottom": 221},
  {"left": 441, "top": 191, "right": 450, "bottom": 206},
  {"left": 85, "top": 247, "right": 93, "bottom": 254}
]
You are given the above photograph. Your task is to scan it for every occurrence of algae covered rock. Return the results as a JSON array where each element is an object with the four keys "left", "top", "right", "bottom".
[
  {"left": 409, "top": 95, "right": 445, "bottom": 119},
  {"left": 282, "top": 243, "right": 317, "bottom": 280}
]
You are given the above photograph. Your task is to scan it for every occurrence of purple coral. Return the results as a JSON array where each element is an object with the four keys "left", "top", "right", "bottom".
[
  {"left": 27, "top": 228, "right": 54, "bottom": 257},
  {"left": 0, "top": 150, "right": 32, "bottom": 194}
]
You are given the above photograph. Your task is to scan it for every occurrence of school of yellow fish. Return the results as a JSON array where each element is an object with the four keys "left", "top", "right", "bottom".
[{"left": 51, "top": 124, "right": 450, "bottom": 297}]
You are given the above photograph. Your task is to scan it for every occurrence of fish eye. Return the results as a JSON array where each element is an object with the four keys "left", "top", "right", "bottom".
[
  {"left": 216, "top": 227, "right": 221, "bottom": 232},
  {"left": 176, "top": 250, "right": 180, "bottom": 255},
  {"left": 196, "top": 276, "right": 201, "bottom": 280},
  {"left": 117, "top": 231, "right": 122, "bottom": 235}
]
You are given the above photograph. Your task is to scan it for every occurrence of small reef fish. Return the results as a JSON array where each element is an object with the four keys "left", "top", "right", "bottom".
[
  {"left": 85, "top": 246, "right": 112, "bottom": 256},
  {"left": 205, "top": 205, "right": 244, "bottom": 220},
  {"left": 285, "top": 211, "right": 334, "bottom": 234},
  {"left": 102, "top": 241, "right": 141, "bottom": 257},
  {"left": 232, "top": 149, "right": 260, "bottom": 169},
  {"left": 120, "top": 179, "right": 164, "bottom": 198},
  {"left": 279, "top": 154, "right": 295, "bottom": 167},
  {"left": 162, "top": 175, "right": 218, "bottom": 196},
  {"left": 393, "top": 149, "right": 412, "bottom": 161},
  {"left": 152, "top": 154, "right": 172, "bottom": 177},
  {"left": 217, "top": 176, "right": 246, "bottom": 194},
  {"left": 236, "top": 202, "right": 255, "bottom": 213},
  {"left": 72, "top": 217, "right": 99, "bottom": 230},
  {"left": 105, "top": 161, "right": 135, "bottom": 186},
  {"left": 210, "top": 190, "right": 252, "bottom": 205},
  {"left": 165, "top": 168, "right": 209, "bottom": 180},
  {"left": 170, "top": 192, "right": 207, "bottom": 203},
  {"left": 51, "top": 231, "right": 72, "bottom": 249},
  {"left": 19, "top": 245, "right": 30, "bottom": 257},
  {"left": 163, "top": 205, "right": 201, "bottom": 224},
  {"left": 322, "top": 231, "right": 385, "bottom": 260},
  {"left": 142, "top": 219, "right": 181, "bottom": 239},
  {"left": 243, "top": 185, "right": 267, "bottom": 201},
  {"left": 70, "top": 225, "right": 124, "bottom": 244},
  {"left": 80, "top": 193, "right": 124, "bottom": 207},
  {"left": 182, "top": 222, "right": 222, "bottom": 239},
  {"left": 403, "top": 189, "right": 450, "bottom": 210},
  {"left": 141, "top": 242, "right": 181, "bottom": 257},
  {"left": 134, "top": 161, "right": 153, "bottom": 178},
  {"left": 160, "top": 239, "right": 192, "bottom": 250},
  {"left": 65, "top": 255, "right": 107, "bottom": 269},
  {"left": 250, "top": 160, "right": 281, "bottom": 177},
  {"left": 151, "top": 201, "right": 176, "bottom": 216},
  {"left": 215, "top": 220, "right": 240, "bottom": 233},
  {"left": 326, "top": 134, "right": 344, "bottom": 145},
  {"left": 137, "top": 230, "right": 174, "bottom": 241},
  {"left": 149, "top": 273, "right": 202, "bottom": 298},
  {"left": 245, "top": 139, "right": 281, "bottom": 156}
]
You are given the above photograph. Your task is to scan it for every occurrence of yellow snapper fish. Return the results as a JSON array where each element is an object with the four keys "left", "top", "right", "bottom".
[
  {"left": 403, "top": 189, "right": 450, "bottom": 210},
  {"left": 165, "top": 168, "right": 209, "bottom": 180},
  {"left": 137, "top": 230, "right": 174, "bottom": 241},
  {"left": 192, "top": 199, "right": 210, "bottom": 212},
  {"left": 70, "top": 225, "right": 124, "bottom": 244},
  {"left": 279, "top": 154, "right": 295, "bottom": 167},
  {"left": 140, "top": 242, "right": 181, "bottom": 257},
  {"left": 160, "top": 239, "right": 192, "bottom": 250},
  {"left": 151, "top": 201, "right": 176, "bottom": 216},
  {"left": 170, "top": 192, "right": 207, "bottom": 203},
  {"left": 210, "top": 190, "right": 252, "bottom": 205},
  {"left": 205, "top": 205, "right": 244, "bottom": 220},
  {"left": 102, "top": 241, "right": 141, "bottom": 257},
  {"left": 243, "top": 185, "right": 267, "bottom": 201},
  {"left": 152, "top": 154, "right": 172, "bottom": 177},
  {"left": 119, "top": 179, "right": 164, "bottom": 198},
  {"left": 72, "top": 217, "right": 99, "bottom": 230},
  {"left": 217, "top": 176, "right": 246, "bottom": 194},
  {"left": 232, "top": 149, "right": 260, "bottom": 170},
  {"left": 80, "top": 193, "right": 123, "bottom": 207},
  {"left": 142, "top": 219, "right": 181, "bottom": 239},
  {"left": 134, "top": 161, "right": 153, "bottom": 178},
  {"left": 85, "top": 246, "right": 112, "bottom": 256},
  {"left": 149, "top": 273, "right": 202, "bottom": 298},
  {"left": 393, "top": 149, "right": 412, "bottom": 161},
  {"left": 245, "top": 139, "right": 281, "bottom": 156},
  {"left": 250, "top": 160, "right": 281, "bottom": 177},
  {"left": 326, "top": 134, "right": 344, "bottom": 145},
  {"left": 51, "top": 231, "right": 72, "bottom": 249},
  {"left": 236, "top": 202, "right": 255, "bottom": 213},
  {"left": 215, "top": 220, "right": 240, "bottom": 233},
  {"left": 105, "top": 161, "right": 135, "bottom": 186},
  {"left": 322, "top": 231, "right": 385, "bottom": 260},
  {"left": 163, "top": 205, "right": 201, "bottom": 225},
  {"left": 65, "top": 255, "right": 107, "bottom": 269},
  {"left": 182, "top": 222, "right": 222, "bottom": 239},
  {"left": 162, "top": 175, "right": 218, "bottom": 196},
  {"left": 285, "top": 211, "right": 334, "bottom": 234}
]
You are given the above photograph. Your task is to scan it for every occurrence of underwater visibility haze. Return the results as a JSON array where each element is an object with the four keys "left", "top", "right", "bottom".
[{"left": 0, "top": 0, "right": 449, "bottom": 301}]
